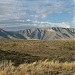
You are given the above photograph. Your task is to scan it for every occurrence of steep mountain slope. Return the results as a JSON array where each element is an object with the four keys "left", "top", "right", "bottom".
[
  {"left": 0, "top": 27, "right": 75, "bottom": 40},
  {"left": 0, "top": 28, "right": 19, "bottom": 39}
]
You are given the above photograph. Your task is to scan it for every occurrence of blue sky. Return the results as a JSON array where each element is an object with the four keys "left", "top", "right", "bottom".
[{"left": 0, "top": 0, "right": 75, "bottom": 30}]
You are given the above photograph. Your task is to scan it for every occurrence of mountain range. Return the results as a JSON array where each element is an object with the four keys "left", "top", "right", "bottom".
[{"left": 0, "top": 27, "right": 75, "bottom": 40}]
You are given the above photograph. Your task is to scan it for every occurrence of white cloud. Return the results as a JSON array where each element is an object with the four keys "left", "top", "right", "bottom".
[
  {"left": 0, "top": 0, "right": 74, "bottom": 28},
  {"left": 31, "top": 0, "right": 62, "bottom": 18},
  {"left": 30, "top": 21, "right": 71, "bottom": 28},
  {"left": 39, "top": 22, "right": 70, "bottom": 28},
  {"left": 0, "top": 0, "right": 74, "bottom": 20},
  {"left": 26, "top": 19, "right": 31, "bottom": 22},
  {"left": 0, "top": 0, "right": 26, "bottom": 21},
  {"left": 59, "top": 22, "right": 70, "bottom": 28}
]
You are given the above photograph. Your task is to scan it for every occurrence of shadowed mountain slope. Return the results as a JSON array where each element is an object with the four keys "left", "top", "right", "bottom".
[{"left": 0, "top": 27, "right": 75, "bottom": 40}]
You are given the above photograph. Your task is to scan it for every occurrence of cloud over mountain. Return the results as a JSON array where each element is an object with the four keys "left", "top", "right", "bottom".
[{"left": 0, "top": 0, "right": 74, "bottom": 29}]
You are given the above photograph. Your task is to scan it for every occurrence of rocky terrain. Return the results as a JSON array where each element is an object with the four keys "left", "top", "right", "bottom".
[{"left": 0, "top": 27, "right": 75, "bottom": 40}]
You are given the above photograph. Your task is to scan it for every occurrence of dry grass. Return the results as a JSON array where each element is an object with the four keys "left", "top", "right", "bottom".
[
  {"left": 0, "top": 60, "right": 75, "bottom": 75},
  {"left": 0, "top": 71, "right": 7, "bottom": 75},
  {"left": 0, "top": 40, "right": 75, "bottom": 52},
  {"left": 0, "top": 40, "right": 75, "bottom": 63},
  {"left": 0, "top": 40, "right": 75, "bottom": 75}
]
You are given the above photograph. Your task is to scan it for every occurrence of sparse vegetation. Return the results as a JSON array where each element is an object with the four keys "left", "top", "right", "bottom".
[
  {"left": 0, "top": 50, "right": 40, "bottom": 66},
  {"left": 0, "top": 40, "right": 75, "bottom": 63},
  {"left": 0, "top": 40, "right": 75, "bottom": 75}
]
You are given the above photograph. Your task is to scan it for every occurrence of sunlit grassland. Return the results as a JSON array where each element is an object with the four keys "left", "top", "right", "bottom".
[
  {"left": 0, "top": 40, "right": 75, "bottom": 62},
  {"left": 0, "top": 40, "right": 75, "bottom": 75}
]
